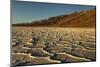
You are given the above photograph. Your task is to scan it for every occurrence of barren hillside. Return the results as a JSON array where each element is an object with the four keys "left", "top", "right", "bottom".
[{"left": 12, "top": 9, "right": 96, "bottom": 27}]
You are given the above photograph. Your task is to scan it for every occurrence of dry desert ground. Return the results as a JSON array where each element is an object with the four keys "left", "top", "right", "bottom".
[{"left": 11, "top": 27, "right": 96, "bottom": 66}]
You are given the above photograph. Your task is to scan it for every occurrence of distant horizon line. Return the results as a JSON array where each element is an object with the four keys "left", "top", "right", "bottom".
[{"left": 12, "top": 8, "right": 95, "bottom": 24}]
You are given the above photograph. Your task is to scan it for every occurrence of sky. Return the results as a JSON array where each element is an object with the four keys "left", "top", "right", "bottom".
[{"left": 12, "top": 0, "right": 96, "bottom": 24}]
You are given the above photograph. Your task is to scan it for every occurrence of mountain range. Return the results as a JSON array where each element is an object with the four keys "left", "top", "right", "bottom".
[{"left": 12, "top": 9, "right": 96, "bottom": 28}]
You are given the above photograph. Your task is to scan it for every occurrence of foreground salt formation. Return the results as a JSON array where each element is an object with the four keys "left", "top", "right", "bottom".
[{"left": 11, "top": 27, "right": 96, "bottom": 66}]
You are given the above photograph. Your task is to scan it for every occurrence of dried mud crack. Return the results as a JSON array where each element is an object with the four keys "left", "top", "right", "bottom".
[{"left": 11, "top": 27, "right": 96, "bottom": 66}]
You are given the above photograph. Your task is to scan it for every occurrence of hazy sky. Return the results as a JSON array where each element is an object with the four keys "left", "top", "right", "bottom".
[{"left": 12, "top": 0, "right": 95, "bottom": 24}]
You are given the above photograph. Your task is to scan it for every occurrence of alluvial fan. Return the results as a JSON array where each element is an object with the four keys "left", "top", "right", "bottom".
[{"left": 11, "top": 27, "right": 96, "bottom": 66}]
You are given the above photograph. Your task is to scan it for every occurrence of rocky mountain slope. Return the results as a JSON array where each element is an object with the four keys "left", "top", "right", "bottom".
[{"left": 13, "top": 9, "right": 96, "bottom": 27}]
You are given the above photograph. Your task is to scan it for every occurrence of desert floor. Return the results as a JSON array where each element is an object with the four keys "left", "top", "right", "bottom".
[{"left": 11, "top": 27, "right": 96, "bottom": 66}]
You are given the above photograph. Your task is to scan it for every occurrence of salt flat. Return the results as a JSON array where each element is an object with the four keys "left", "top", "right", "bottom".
[{"left": 11, "top": 27, "right": 96, "bottom": 66}]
